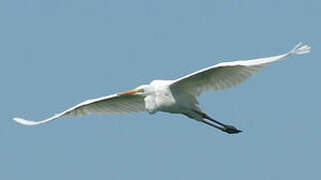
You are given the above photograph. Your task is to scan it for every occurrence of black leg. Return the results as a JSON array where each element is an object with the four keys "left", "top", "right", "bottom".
[
  {"left": 197, "top": 111, "right": 242, "bottom": 134},
  {"left": 199, "top": 119, "right": 226, "bottom": 131},
  {"left": 202, "top": 113, "right": 226, "bottom": 127}
]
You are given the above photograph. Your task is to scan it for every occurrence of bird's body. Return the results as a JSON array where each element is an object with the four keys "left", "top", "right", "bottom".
[
  {"left": 13, "top": 43, "right": 311, "bottom": 134},
  {"left": 145, "top": 80, "right": 196, "bottom": 114}
]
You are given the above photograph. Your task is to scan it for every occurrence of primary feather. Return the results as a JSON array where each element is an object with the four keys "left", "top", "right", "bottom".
[
  {"left": 170, "top": 42, "right": 310, "bottom": 96},
  {"left": 13, "top": 93, "right": 145, "bottom": 125}
]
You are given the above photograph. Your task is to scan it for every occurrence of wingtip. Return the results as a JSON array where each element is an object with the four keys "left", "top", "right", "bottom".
[
  {"left": 290, "top": 42, "right": 311, "bottom": 55},
  {"left": 13, "top": 117, "right": 38, "bottom": 126}
]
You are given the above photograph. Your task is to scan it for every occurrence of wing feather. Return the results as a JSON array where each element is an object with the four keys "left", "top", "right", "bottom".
[
  {"left": 170, "top": 43, "right": 310, "bottom": 97},
  {"left": 13, "top": 93, "right": 145, "bottom": 125}
]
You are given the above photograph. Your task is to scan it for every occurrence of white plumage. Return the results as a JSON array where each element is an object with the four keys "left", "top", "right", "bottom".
[{"left": 13, "top": 43, "right": 311, "bottom": 134}]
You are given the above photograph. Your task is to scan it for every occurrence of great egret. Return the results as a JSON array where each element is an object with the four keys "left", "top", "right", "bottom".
[{"left": 13, "top": 43, "right": 311, "bottom": 134}]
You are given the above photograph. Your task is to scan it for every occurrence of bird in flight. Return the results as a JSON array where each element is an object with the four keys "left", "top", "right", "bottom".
[{"left": 13, "top": 43, "right": 311, "bottom": 134}]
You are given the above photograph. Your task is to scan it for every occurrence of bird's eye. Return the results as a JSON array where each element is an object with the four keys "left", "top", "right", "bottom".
[{"left": 137, "top": 89, "right": 144, "bottom": 92}]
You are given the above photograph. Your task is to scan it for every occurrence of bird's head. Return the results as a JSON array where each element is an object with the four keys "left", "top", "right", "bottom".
[
  {"left": 135, "top": 84, "right": 153, "bottom": 96},
  {"left": 118, "top": 84, "right": 152, "bottom": 96}
]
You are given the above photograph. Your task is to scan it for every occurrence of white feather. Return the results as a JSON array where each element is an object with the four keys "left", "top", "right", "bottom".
[
  {"left": 13, "top": 93, "right": 145, "bottom": 125},
  {"left": 170, "top": 43, "right": 311, "bottom": 97}
]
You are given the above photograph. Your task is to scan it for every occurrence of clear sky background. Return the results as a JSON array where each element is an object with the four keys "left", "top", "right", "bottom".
[{"left": 1, "top": 0, "right": 320, "bottom": 179}]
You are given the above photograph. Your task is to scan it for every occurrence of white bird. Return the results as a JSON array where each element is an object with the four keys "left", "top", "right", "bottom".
[{"left": 13, "top": 43, "right": 311, "bottom": 134}]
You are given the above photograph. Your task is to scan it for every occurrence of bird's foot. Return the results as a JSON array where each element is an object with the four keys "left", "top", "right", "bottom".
[{"left": 222, "top": 125, "right": 242, "bottom": 134}]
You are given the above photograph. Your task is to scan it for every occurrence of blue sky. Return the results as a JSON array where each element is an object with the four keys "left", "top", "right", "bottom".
[{"left": 1, "top": 0, "right": 320, "bottom": 179}]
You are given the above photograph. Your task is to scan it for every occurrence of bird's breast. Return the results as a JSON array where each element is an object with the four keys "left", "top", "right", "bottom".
[{"left": 154, "top": 87, "right": 179, "bottom": 113}]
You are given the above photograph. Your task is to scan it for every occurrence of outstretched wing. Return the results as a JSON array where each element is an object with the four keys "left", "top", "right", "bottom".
[
  {"left": 13, "top": 92, "right": 146, "bottom": 126},
  {"left": 170, "top": 43, "right": 311, "bottom": 97}
]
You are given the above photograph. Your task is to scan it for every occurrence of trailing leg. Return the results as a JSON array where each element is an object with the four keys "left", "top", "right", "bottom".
[{"left": 196, "top": 111, "right": 242, "bottom": 134}]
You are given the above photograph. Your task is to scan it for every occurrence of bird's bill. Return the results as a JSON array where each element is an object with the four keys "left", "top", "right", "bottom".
[{"left": 118, "top": 89, "right": 139, "bottom": 96}]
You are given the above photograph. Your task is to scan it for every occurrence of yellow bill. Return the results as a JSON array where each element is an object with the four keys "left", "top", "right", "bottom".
[{"left": 118, "top": 89, "right": 139, "bottom": 96}]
